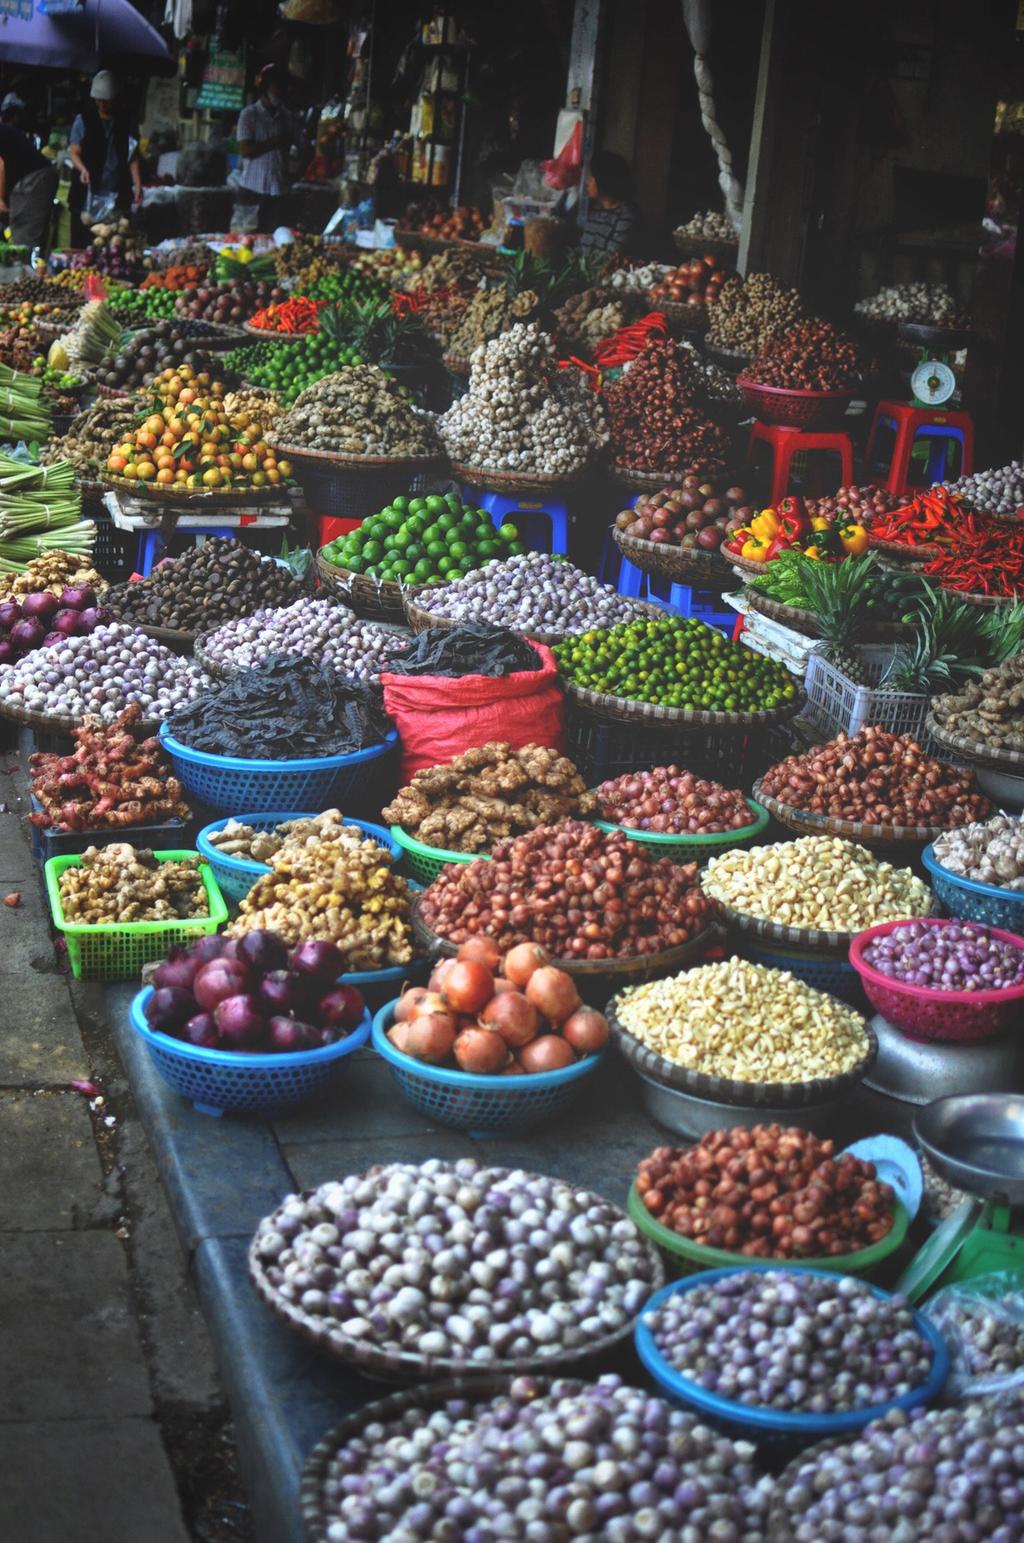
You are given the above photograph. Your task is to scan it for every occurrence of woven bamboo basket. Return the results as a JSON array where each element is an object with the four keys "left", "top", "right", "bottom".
[
  {"left": 563, "top": 680, "right": 802, "bottom": 731},
  {"left": 612, "top": 526, "right": 733, "bottom": 587},
  {"left": 751, "top": 779, "right": 955, "bottom": 849}
]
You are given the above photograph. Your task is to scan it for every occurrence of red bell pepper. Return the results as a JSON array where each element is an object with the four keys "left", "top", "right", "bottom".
[{"left": 777, "top": 495, "right": 810, "bottom": 542}]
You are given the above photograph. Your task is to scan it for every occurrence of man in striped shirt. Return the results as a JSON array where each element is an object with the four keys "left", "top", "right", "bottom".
[{"left": 234, "top": 65, "right": 305, "bottom": 232}]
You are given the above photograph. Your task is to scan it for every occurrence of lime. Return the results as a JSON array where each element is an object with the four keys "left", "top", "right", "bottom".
[
  {"left": 498, "top": 523, "right": 518, "bottom": 541},
  {"left": 421, "top": 523, "right": 441, "bottom": 545},
  {"left": 392, "top": 495, "right": 409, "bottom": 512},
  {"left": 391, "top": 558, "right": 413, "bottom": 578},
  {"left": 478, "top": 540, "right": 498, "bottom": 558},
  {"left": 509, "top": 541, "right": 527, "bottom": 556},
  {"left": 413, "top": 558, "right": 434, "bottom": 580},
  {"left": 361, "top": 539, "right": 383, "bottom": 562},
  {"left": 438, "top": 511, "right": 457, "bottom": 531},
  {"left": 449, "top": 540, "right": 468, "bottom": 559},
  {"left": 409, "top": 498, "right": 427, "bottom": 514},
  {"left": 458, "top": 555, "right": 476, "bottom": 573},
  {"left": 425, "top": 494, "right": 447, "bottom": 515},
  {"left": 438, "top": 556, "right": 455, "bottom": 574},
  {"left": 406, "top": 542, "right": 425, "bottom": 562},
  {"left": 426, "top": 540, "right": 446, "bottom": 559}
]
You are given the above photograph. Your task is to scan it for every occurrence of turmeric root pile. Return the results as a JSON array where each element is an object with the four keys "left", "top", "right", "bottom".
[
  {"left": 382, "top": 742, "right": 597, "bottom": 854},
  {"left": 29, "top": 703, "right": 191, "bottom": 832},
  {"left": 58, "top": 845, "right": 209, "bottom": 924}
]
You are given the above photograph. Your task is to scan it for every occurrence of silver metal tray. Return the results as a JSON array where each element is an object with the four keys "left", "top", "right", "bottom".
[
  {"left": 914, "top": 1093, "right": 1024, "bottom": 1203},
  {"left": 864, "top": 1014, "right": 1024, "bottom": 1107},
  {"left": 636, "top": 1071, "right": 846, "bottom": 1140}
]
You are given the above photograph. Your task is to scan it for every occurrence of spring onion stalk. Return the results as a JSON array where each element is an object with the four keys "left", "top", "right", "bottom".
[{"left": 0, "top": 521, "right": 95, "bottom": 563}]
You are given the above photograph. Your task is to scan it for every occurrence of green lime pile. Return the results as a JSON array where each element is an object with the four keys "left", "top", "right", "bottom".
[
  {"left": 222, "top": 336, "right": 364, "bottom": 406},
  {"left": 115, "top": 288, "right": 179, "bottom": 320},
  {"left": 296, "top": 270, "right": 387, "bottom": 306},
  {"left": 553, "top": 616, "right": 798, "bottom": 713},
  {"left": 321, "top": 492, "right": 525, "bottom": 585}
]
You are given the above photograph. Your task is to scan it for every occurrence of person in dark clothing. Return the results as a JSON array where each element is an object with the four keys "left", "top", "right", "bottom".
[
  {"left": 579, "top": 150, "right": 639, "bottom": 257},
  {"left": 68, "top": 71, "right": 141, "bottom": 245},
  {"left": 0, "top": 93, "right": 57, "bottom": 252}
]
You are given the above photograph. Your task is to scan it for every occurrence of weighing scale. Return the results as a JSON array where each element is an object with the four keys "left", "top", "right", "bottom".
[
  {"left": 898, "top": 1094, "right": 1024, "bottom": 1302},
  {"left": 897, "top": 321, "right": 973, "bottom": 408}
]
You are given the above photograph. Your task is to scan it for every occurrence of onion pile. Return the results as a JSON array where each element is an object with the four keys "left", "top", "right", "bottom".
[
  {"left": 419, "top": 820, "right": 715, "bottom": 960},
  {"left": 311, "top": 1373, "right": 770, "bottom": 1540},
  {"left": 388, "top": 939, "right": 609, "bottom": 1075},
  {"left": 596, "top": 768, "right": 756, "bottom": 836},
  {"left": 862, "top": 920, "right": 1024, "bottom": 991},
  {"left": 0, "top": 584, "right": 110, "bottom": 667},
  {"left": 644, "top": 1271, "right": 933, "bottom": 1414},
  {"left": 252, "top": 1158, "right": 661, "bottom": 1364},
  {"left": 411, "top": 552, "right": 648, "bottom": 636},
  {"left": 0, "top": 622, "right": 207, "bottom": 723},
  {"left": 198, "top": 599, "right": 401, "bottom": 680},
  {"left": 143, "top": 932, "right": 365, "bottom": 1054}
]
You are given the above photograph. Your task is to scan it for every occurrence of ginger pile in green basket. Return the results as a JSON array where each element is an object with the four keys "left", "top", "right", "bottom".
[
  {"left": 382, "top": 742, "right": 596, "bottom": 854},
  {"left": 58, "top": 845, "right": 209, "bottom": 924},
  {"left": 228, "top": 817, "right": 413, "bottom": 966}
]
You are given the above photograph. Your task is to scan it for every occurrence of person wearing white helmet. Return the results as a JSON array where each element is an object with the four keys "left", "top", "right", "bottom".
[
  {"left": 68, "top": 71, "right": 142, "bottom": 243},
  {"left": 0, "top": 91, "right": 56, "bottom": 251}
]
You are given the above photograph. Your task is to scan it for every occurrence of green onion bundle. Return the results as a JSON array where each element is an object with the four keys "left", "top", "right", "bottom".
[
  {"left": 0, "top": 365, "right": 51, "bottom": 443},
  {"left": 0, "top": 451, "right": 91, "bottom": 567}
]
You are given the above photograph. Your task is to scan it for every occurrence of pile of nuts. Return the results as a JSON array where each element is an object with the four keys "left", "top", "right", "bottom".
[
  {"left": 0, "top": 549, "right": 105, "bottom": 602},
  {"left": 674, "top": 210, "right": 737, "bottom": 242},
  {"left": 199, "top": 600, "right": 399, "bottom": 681},
  {"left": 596, "top": 768, "right": 756, "bottom": 836},
  {"left": 615, "top": 960, "right": 871, "bottom": 1084},
  {"left": 603, "top": 337, "right": 733, "bottom": 471},
  {"left": 439, "top": 324, "right": 608, "bottom": 475},
  {"left": 759, "top": 726, "right": 993, "bottom": 828},
  {"left": 0, "top": 622, "right": 208, "bottom": 723},
  {"left": 446, "top": 285, "right": 541, "bottom": 358},
  {"left": 58, "top": 844, "right": 209, "bottom": 923},
  {"left": 743, "top": 318, "right": 862, "bottom": 391},
  {"left": 419, "top": 819, "right": 715, "bottom": 959},
  {"left": 411, "top": 551, "right": 648, "bottom": 636},
  {"left": 705, "top": 272, "right": 803, "bottom": 353},
  {"left": 931, "top": 656, "right": 1024, "bottom": 753},
  {"left": 553, "top": 288, "right": 633, "bottom": 356},
  {"left": 251, "top": 1159, "right": 660, "bottom": 1364},
  {"left": 933, "top": 812, "right": 1024, "bottom": 891},
  {"left": 636, "top": 1127, "right": 895, "bottom": 1258},
  {"left": 107, "top": 538, "right": 302, "bottom": 634},
  {"left": 644, "top": 1271, "right": 932, "bottom": 1414},
  {"left": 204, "top": 809, "right": 358, "bottom": 865},
  {"left": 382, "top": 742, "right": 596, "bottom": 853},
  {"left": 271, "top": 367, "right": 442, "bottom": 457},
  {"left": 230, "top": 821, "right": 414, "bottom": 966},
  {"left": 941, "top": 460, "right": 1024, "bottom": 516},
  {"left": 854, "top": 280, "right": 960, "bottom": 324},
  {"left": 703, "top": 835, "right": 932, "bottom": 933}
]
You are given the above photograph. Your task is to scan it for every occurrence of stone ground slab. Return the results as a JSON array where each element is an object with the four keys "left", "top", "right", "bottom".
[
  {"left": 0, "top": 1093, "right": 103, "bottom": 1230},
  {"left": 0, "top": 971, "right": 89, "bottom": 1085},
  {"left": 0, "top": 1231, "right": 153, "bottom": 1421},
  {"left": 0, "top": 805, "right": 37, "bottom": 880},
  {"left": 0, "top": 1418, "right": 191, "bottom": 1543}
]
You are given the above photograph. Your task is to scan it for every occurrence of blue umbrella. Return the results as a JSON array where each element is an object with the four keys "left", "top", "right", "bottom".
[{"left": 0, "top": 0, "right": 174, "bottom": 75}]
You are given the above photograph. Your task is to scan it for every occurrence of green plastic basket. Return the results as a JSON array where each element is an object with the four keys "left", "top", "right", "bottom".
[
  {"left": 389, "top": 825, "right": 490, "bottom": 885},
  {"left": 45, "top": 851, "right": 228, "bottom": 982},
  {"left": 627, "top": 1183, "right": 909, "bottom": 1278},
  {"left": 591, "top": 798, "right": 771, "bottom": 861}
]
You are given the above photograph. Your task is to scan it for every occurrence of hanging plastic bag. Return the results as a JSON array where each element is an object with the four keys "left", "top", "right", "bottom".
[
  {"left": 926, "top": 1272, "right": 1024, "bottom": 1400},
  {"left": 83, "top": 191, "right": 118, "bottom": 226},
  {"left": 543, "top": 118, "right": 583, "bottom": 192}
]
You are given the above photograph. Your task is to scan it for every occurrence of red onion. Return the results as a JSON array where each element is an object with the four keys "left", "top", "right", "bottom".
[
  {"left": 143, "top": 986, "right": 195, "bottom": 1034},
  {"left": 9, "top": 617, "right": 45, "bottom": 653},
  {"left": 58, "top": 585, "right": 97, "bottom": 611},
  {"left": 863, "top": 920, "right": 1024, "bottom": 991},
  {"left": 0, "top": 600, "right": 20, "bottom": 629},
  {"left": 183, "top": 1012, "right": 218, "bottom": 1048},
  {"left": 214, "top": 993, "right": 265, "bottom": 1048},
  {"left": 268, "top": 1016, "right": 319, "bottom": 1052},
  {"left": 193, "top": 957, "right": 251, "bottom": 1011},
  {"left": 236, "top": 928, "right": 288, "bottom": 974},
  {"left": 151, "top": 950, "right": 200, "bottom": 992},
  {"left": 19, "top": 591, "right": 58, "bottom": 622},
  {"left": 318, "top": 985, "right": 365, "bottom": 1032},
  {"left": 51, "top": 609, "right": 84, "bottom": 637},
  {"left": 290, "top": 939, "right": 345, "bottom": 984}
]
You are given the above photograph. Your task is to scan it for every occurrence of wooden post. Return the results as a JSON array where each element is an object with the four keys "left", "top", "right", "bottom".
[
  {"left": 566, "top": 0, "right": 609, "bottom": 218},
  {"left": 740, "top": 0, "right": 814, "bottom": 284}
]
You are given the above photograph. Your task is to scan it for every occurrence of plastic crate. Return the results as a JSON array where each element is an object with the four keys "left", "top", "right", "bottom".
[
  {"left": 91, "top": 508, "right": 135, "bottom": 583},
  {"left": 129, "top": 987, "right": 370, "bottom": 1117},
  {"left": 289, "top": 462, "right": 404, "bottom": 522},
  {"left": 390, "top": 824, "right": 483, "bottom": 884},
  {"left": 158, "top": 728, "right": 400, "bottom": 816},
  {"left": 30, "top": 796, "right": 189, "bottom": 869},
  {"left": 45, "top": 850, "right": 227, "bottom": 981},
  {"left": 372, "top": 1004, "right": 604, "bottom": 1138},
  {"left": 196, "top": 811, "right": 400, "bottom": 906},
  {"left": 803, "top": 646, "right": 928, "bottom": 742},
  {"left": 565, "top": 699, "right": 792, "bottom": 789}
]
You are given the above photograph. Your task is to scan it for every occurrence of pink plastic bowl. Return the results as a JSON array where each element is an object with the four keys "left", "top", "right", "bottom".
[
  {"left": 849, "top": 917, "right": 1024, "bottom": 1044},
  {"left": 735, "top": 377, "right": 854, "bottom": 428}
]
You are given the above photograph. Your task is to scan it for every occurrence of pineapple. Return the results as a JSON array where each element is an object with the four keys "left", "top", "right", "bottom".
[{"left": 800, "top": 557, "right": 875, "bottom": 683}]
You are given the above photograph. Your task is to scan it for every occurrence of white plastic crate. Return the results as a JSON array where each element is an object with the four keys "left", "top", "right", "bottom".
[{"left": 803, "top": 646, "right": 930, "bottom": 741}]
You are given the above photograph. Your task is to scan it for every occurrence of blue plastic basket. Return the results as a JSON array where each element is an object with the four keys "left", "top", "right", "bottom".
[
  {"left": 157, "top": 727, "right": 400, "bottom": 815},
  {"left": 739, "top": 943, "right": 866, "bottom": 1009},
  {"left": 372, "top": 1003, "right": 605, "bottom": 1138},
  {"left": 196, "top": 812, "right": 400, "bottom": 906},
  {"left": 923, "top": 844, "right": 1024, "bottom": 931},
  {"left": 129, "top": 986, "right": 371, "bottom": 1117},
  {"left": 635, "top": 1266, "right": 948, "bottom": 1447}
]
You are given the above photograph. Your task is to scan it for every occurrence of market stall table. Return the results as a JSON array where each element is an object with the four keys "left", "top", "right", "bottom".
[{"left": 102, "top": 490, "right": 295, "bottom": 575}]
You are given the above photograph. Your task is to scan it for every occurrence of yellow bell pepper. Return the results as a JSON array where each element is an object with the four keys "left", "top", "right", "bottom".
[
  {"left": 750, "top": 508, "right": 781, "bottom": 541},
  {"left": 802, "top": 544, "right": 824, "bottom": 560},
  {"left": 741, "top": 535, "right": 770, "bottom": 562},
  {"left": 839, "top": 523, "right": 869, "bottom": 556},
  {"left": 810, "top": 514, "right": 831, "bottom": 532}
]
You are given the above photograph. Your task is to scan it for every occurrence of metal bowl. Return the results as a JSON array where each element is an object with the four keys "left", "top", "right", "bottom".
[
  {"left": 636, "top": 1071, "right": 847, "bottom": 1139},
  {"left": 914, "top": 1094, "right": 1024, "bottom": 1203},
  {"left": 975, "top": 764, "right": 1024, "bottom": 809},
  {"left": 864, "top": 1014, "right": 1024, "bottom": 1106}
]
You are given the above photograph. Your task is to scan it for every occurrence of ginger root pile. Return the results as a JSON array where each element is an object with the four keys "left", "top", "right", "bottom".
[
  {"left": 382, "top": 742, "right": 597, "bottom": 853},
  {"left": 30, "top": 704, "right": 191, "bottom": 833},
  {"left": 58, "top": 845, "right": 208, "bottom": 924}
]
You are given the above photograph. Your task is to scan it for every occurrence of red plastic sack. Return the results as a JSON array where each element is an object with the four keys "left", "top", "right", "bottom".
[
  {"left": 543, "top": 119, "right": 583, "bottom": 192},
  {"left": 381, "top": 641, "right": 565, "bottom": 781}
]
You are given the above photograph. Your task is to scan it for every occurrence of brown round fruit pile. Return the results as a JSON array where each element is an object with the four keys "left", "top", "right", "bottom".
[
  {"left": 175, "top": 281, "right": 285, "bottom": 326},
  {"left": 744, "top": 318, "right": 862, "bottom": 392},
  {"left": 649, "top": 255, "right": 733, "bottom": 307},
  {"left": 419, "top": 819, "right": 716, "bottom": 960},
  {"left": 604, "top": 338, "right": 732, "bottom": 472},
  {"left": 615, "top": 474, "right": 751, "bottom": 553},
  {"left": 636, "top": 1126, "right": 896, "bottom": 1258}
]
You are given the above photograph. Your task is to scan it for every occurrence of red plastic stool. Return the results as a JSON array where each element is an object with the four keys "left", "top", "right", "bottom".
[
  {"left": 747, "top": 421, "right": 854, "bottom": 507},
  {"left": 865, "top": 401, "right": 974, "bottom": 494}
]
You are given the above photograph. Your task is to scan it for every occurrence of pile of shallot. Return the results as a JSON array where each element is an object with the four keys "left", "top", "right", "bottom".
[{"left": 387, "top": 938, "right": 609, "bottom": 1075}]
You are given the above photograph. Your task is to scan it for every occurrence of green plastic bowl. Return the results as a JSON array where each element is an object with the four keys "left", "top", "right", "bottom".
[
  {"left": 390, "top": 824, "right": 491, "bottom": 885},
  {"left": 627, "top": 1183, "right": 909, "bottom": 1278},
  {"left": 592, "top": 797, "right": 771, "bottom": 861}
]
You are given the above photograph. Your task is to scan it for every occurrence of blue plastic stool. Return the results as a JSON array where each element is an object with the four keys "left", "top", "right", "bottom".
[
  {"left": 135, "top": 526, "right": 226, "bottom": 577},
  {"left": 465, "top": 488, "right": 570, "bottom": 555},
  {"left": 644, "top": 577, "right": 736, "bottom": 636}
]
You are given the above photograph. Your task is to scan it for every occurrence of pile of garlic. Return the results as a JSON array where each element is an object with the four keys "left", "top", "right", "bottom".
[{"left": 438, "top": 323, "right": 608, "bottom": 476}]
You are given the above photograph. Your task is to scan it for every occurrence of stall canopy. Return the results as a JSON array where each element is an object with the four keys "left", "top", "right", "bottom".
[{"left": 0, "top": 0, "right": 174, "bottom": 75}]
